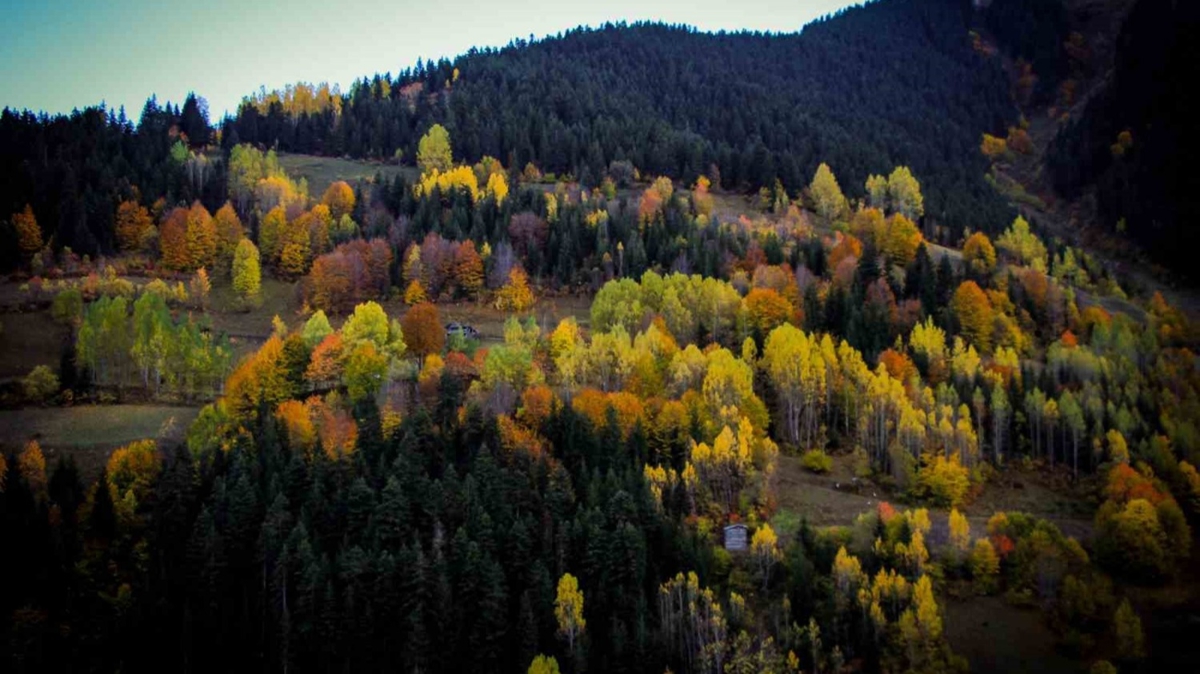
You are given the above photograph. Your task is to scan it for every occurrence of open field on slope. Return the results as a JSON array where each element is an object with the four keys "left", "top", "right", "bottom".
[
  {"left": 0, "top": 308, "right": 64, "bottom": 380},
  {"left": 0, "top": 404, "right": 200, "bottom": 481},
  {"left": 276, "top": 153, "right": 415, "bottom": 195},
  {"left": 773, "top": 452, "right": 1094, "bottom": 539}
]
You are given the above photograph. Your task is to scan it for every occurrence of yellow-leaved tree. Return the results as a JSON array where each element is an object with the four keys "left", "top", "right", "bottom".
[
  {"left": 527, "top": 654, "right": 561, "bottom": 674},
  {"left": 962, "top": 232, "right": 997, "bottom": 278},
  {"left": 321, "top": 180, "right": 356, "bottom": 220},
  {"left": 116, "top": 200, "right": 154, "bottom": 252},
  {"left": 403, "top": 280, "right": 428, "bottom": 306},
  {"left": 19, "top": 440, "right": 47, "bottom": 502},
  {"left": 555, "top": 573, "right": 586, "bottom": 655},
  {"left": 417, "top": 124, "right": 453, "bottom": 175},
  {"left": 887, "top": 166, "right": 924, "bottom": 220},
  {"left": 751, "top": 523, "right": 781, "bottom": 589},
  {"left": 948, "top": 508, "right": 971, "bottom": 559},
  {"left": 232, "top": 239, "right": 262, "bottom": 307},
  {"left": 809, "top": 162, "right": 848, "bottom": 225},
  {"left": 495, "top": 267, "right": 535, "bottom": 312}
]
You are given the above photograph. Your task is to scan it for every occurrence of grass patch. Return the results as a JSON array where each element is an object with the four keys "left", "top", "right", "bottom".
[
  {"left": 276, "top": 153, "right": 416, "bottom": 195},
  {"left": 0, "top": 309, "right": 65, "bottom": 380},
  {"left": 0, "top": 404, "right": 201, "bottom": 481},
  {"left": 0, "top": 405, "right": 198, "bottom": 449}
]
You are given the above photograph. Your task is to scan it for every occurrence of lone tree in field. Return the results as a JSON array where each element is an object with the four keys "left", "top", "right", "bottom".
[{"left": 232, "top": 238, "right": 262, "bottom": 307}]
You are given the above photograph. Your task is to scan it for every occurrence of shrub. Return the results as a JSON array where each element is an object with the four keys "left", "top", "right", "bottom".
[
  {"left": 916, "top": 454, "right": 970, "bottom": 507},
  {"left": 970, "top": 539, "right": 1000, "bottom": 594},
  {"left": 23, "top": 365, "right": 59, "bottom": 403},
  {"left": 800, "top": 449, "right": 833, "bottom": 474}
]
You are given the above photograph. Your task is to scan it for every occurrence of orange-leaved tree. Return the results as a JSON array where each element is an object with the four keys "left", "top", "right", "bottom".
[
  {"left": 159, "top": 207, "right": 190, "bottom": 270},
  {"left": 13, "top": 205, "right": 43, "bottom": 258},
  {"left": 116, "top": 200, "right": 154, "bottom": 252},
  {"left": 321, "top": 180, "right": 356, "bottom": 221},
  {"left": 401, "top": 303, "right": 445, "bottom": 357},
  {"left": 213, "top": 202, "right": 245, "bottom": 275},
  {"left": 951, "top": 281, "right": 993, "bottom": 353},
  {"left": 743, "top": 287, "right": 794, "bottom": 337},
  {"left": 454, "top": 240, "right": 484, "bottom": 299}
]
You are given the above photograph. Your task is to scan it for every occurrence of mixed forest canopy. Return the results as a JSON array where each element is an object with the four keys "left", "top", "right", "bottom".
[
  {"left": 0, "top": 0, "right": 1033, "bottom": 271},
  {"left": 2, "top": 0, "right": 1199, "bottom": 672}
]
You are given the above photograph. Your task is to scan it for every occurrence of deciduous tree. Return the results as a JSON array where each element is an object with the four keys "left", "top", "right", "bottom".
[
  {"left": 116, "top": 200, "right": 154, "bottom": 252},
  {"left": 555, "top": 573, "right": 586, "bottom": 654},
  {"left": 232, "top": 239, "right": 262, "bottom": 306},
  {"left": 886, "top": 166, "right": 924, "bottom": 220},
  {"left": 13, "top": 205, "right": 42, "bottom": 258},
  {"left": 402, "top": 303, "right": 445, "bottom": 357},
  {"left": 185, "top": 201, "right": 217, "bottom": 270},
  {"left": 962, "top": 232, "right": 997, "bottom": 278},
  {"left": 951, "top": 281, "right": 993, "bottom": 353},
  {"left": 321, "top": 180, "right": 356, "bottom": 220},
  {"left": 810, "top": 162, "right": 848, "bottom": 224},
  {"left": 417, "top": 124, "right": 453, "bottom": 175},
  {"left": 496, "top": 267, "right": 535, "bottom": 312},
  {"left": 213, "top": 202, "right": 244, "bottom": 275}
]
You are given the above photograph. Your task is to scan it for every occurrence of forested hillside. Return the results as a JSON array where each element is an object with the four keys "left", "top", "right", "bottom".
[
  {"left": 223, "top": 0, "right": 1016, "bottom": 235},
  {"left": 0, "top": 96, "right": 219, "bottom": 270},
  {"left": 3, "top": 1, "right": 1200, "bottom": 672}
]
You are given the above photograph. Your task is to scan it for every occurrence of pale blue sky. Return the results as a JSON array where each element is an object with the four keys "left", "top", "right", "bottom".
[{"left": 1, "top": 0, "right": 859, "bottom": 120}]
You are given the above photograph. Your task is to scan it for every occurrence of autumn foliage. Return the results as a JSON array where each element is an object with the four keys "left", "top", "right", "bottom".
[
  {"left": 115, "top": 200, "right": 154, "bottom": 252},
  {"left": 951, "top": 280, "right": 993, "bottom": 353},
  {"left": 307, "top": 238, "right": 393, "bottom": 312},
  {"left": 495, "top": 267, "right": 536, "bottom": 312},
  {"left": 401, "top": 303, "right": 445, "bottom": 357}
]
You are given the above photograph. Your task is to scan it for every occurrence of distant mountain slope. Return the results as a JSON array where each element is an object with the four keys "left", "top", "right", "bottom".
[
  {"left": 226, "top": 0, "right": 1019, "bottom": 236},
  {"left": 1045, "top": 0, "right": 1200, "bottom": 279}
]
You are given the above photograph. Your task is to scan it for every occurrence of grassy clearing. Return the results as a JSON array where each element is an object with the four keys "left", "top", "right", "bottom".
[
  {"left": 276, "top": 153, "right": 416, "bottom": 195},
  {"left": 0, "top": 404, "right": 200, "bottom": 481},
  {"left": 774, "top": 452, "right": 1093, "bottom": 540},
  {"left": 774, "top": 453, "right": 886, "bottom": 527},
  {"left": 0, "top": 308, "right": 66, "bottom": 380},
  {"left": 942, "top": 596, "right": 1081, "bottom": 674},
  {"left": 208, "top": 277, "right": 303, "bottom": 335}
]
